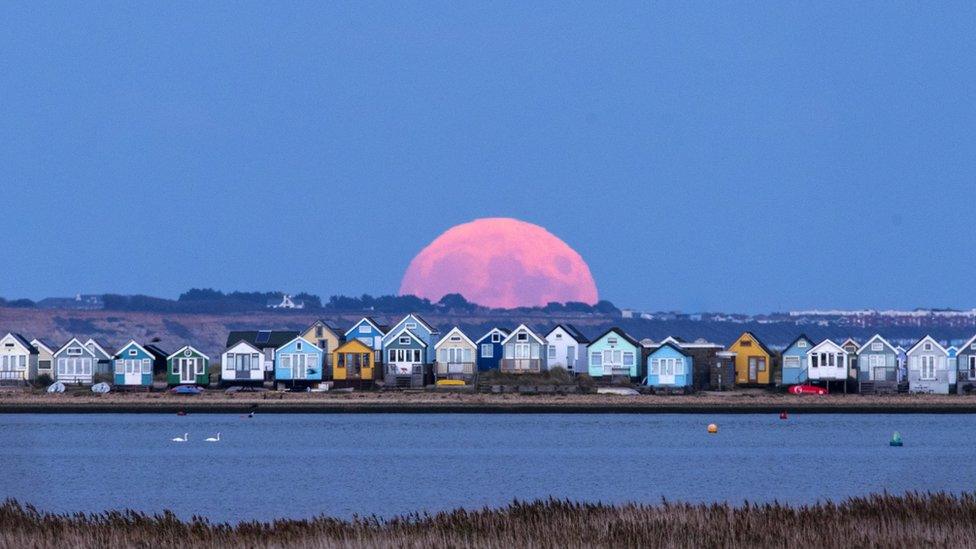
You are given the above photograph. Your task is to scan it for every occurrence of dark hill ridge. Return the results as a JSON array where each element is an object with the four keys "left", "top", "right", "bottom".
[{"left": 2, "top": 307, "right": 975, "bottom": 359}]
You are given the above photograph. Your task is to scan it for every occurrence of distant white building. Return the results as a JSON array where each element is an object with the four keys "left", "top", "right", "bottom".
[{"left": 267, "top": 294, "right": 305, "bottom": 310}]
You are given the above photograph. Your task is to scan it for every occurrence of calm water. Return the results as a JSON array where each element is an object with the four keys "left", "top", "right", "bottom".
[{"left": 1, "top": 413, "right": 973, "bottom": 522}]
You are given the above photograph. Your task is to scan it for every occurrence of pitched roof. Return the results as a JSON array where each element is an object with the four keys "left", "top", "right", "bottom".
[
  {"left": 501, "top": 324, "right": 546, "bottom": 346},
  {"left": 648, "top": 341, "right": 693, "bottom": 358},
  {"left": 4, "top": 333, "right": 37, "bottom": 354},
  {"left": 226, "top": 330, "right": 299, "bottom": 349},
  {"left": 783, "top": 334, "right": 814, "bottom": 353},
  {"left": 167, "top": 345, "right": 211, "bottom": 361},
  {"left": 435, "top": 327, "right": 476, "bottom": 349},
  {"left": 54, "top": 337, "right": 96, "bottom": 357},
  {"left": 593, "top": 327, "right": 640, "bottom": 348},
  {"left": 906, "top": 335, "right": 948, "bottom": 356},
  {"left": 144, "top": 344, "right": 169, "bottom": 360},
  {"left": 30, "top": 338, "right": 55, "bottom": 354},
  {"left": 729, "top": 331, "right": 774, "bottom": 357},
  {"left": 856, "top": 334, "right": 898, "bottom": 356},
  {"left": 546, "top": 324, "right": 590, "bottom": 343},
  {"left": 475, "top": 327, "right": 510, "bottom": 344},
  {"left": 956, "top": 334, "right": 976, "bottom": 354},
  {"left": 387, "top": 326, "right": 428, "bottom": 347},
  {"left": 345, "top": 317, "right": 386, "bottom": 337}
]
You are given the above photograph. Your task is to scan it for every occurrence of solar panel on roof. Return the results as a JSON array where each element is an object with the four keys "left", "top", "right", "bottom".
[{"left": 255, "top": 331, "right": 271, "bottom": 345}]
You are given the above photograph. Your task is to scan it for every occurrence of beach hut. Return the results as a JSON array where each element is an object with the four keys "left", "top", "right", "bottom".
[
  {"left": 855, "top": 334, "right": 899, "bottom": 394},
  {"left": 587, "top": 328, "right": 640, "bottom": 380},
  {"left": 274, "top": 336, "right": 325, "bottom": 388},
  {"left": 906, "top": 335, "right": 950, "bottom": 394},
  {"left": 780, "top": 334, "right": 814, "bottom": 386},
  {"left": 332, "top": 338, "right": 376, "bottom": 387},
  {"left": 225, "top": 330, "right": 299, "bottom": 381},
  {"left": 544, "top": 324, "right": 589, "bottom": 376},
  {"left": 382, "top": 314, "right": 438, "bottom": 363},
  {"left": 728, "top": 332, "right": 774, "bottom": 386},
  {"left": 344, "top": 317, "right": 387, "bottom": 366},
  {"left": 955, "top": 335, "right": 976, "bottom": 394},
  {"left": 500, "top": 324, "right": 548, "bottom": 374},
  {"left": 221, "top": 340, "right": 265, "bottom": 385},
  {"left": 53, "top": 338, "right": 98, "bottom": 385},
  {"left": 475, "top": 328, "right": 509, "bottom": 373},
  {"left": 301, "top": 320, "right": 343, "bottom": 373},
  {"left": 806, "top": 339, "right": 849, "bottom": 391},
  {"left": 31, "top": 338, "right": 56, "bottom": 381},
  {"left": 434, "top": 327, "right": 477, "bottom": 384},
  {"left": 85, "top": 339, "right": 114, "bottom": 375},
  {"left": 113, "top": 341, "right": 167, "bottom": 387},
  {"left": 167, "top": 346, "right": 210, "bottom": 386},
  {"left": 645, "top": 342, "right": 694, "bottom": 389},
  {"left": 0, "top": 333, "right": 37, "bottom": 383},
  {"left": 841, "top": 338, "right": 860, "bottom": 374},
  {"left": 382, "top": 326, "right": 430, "bottom": 387}
]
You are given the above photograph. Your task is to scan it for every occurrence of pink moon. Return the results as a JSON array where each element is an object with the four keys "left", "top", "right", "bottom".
[{"left": 399, "top": 218, "right": 599, "bottom": 309}]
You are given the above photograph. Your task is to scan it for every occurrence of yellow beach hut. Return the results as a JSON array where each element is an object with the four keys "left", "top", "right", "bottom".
[{"left": 728, "top": 332, "right": 774, "bottom": 386}]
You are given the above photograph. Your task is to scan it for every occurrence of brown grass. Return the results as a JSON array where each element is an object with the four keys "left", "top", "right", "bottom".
[{"left": 2, "top": 493, "right": 975, "bottom": 548}]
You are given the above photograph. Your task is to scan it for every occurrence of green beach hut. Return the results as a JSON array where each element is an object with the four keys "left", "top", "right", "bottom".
[{"left": 167, "top": 345, "right": 210, "bottom": 386}]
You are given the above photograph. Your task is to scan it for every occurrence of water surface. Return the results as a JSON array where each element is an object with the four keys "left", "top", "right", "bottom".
[{"left": 1, "top": 413, "right": 970, "bottom": 522}]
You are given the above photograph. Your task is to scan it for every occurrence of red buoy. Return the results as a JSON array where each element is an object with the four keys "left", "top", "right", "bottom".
[{"left": 779, "top": 411, "right": 788, "bottom": 420}]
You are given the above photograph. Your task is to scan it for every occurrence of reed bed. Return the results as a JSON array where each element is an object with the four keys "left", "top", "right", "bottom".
[{"left": 2, "top": 493, "right": 975, "bottom": 548}]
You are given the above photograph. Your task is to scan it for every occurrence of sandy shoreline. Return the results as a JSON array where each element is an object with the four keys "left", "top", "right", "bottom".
[{"left": 4, "top": 390, "right": 976, "bottom": 413}]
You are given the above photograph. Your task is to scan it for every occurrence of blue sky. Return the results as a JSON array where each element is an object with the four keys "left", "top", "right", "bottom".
[{"left": 2, "top": 3, "right": 975, "bottom": 313}]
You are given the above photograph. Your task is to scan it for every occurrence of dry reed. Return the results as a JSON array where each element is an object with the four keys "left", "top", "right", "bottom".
[{"left": 1, "top": 492, "right": 975, "bottom": 548}]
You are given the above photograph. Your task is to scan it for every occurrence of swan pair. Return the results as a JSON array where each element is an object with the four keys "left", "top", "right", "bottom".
[{"left": 171, "top": 433, "right": 220, "bottom": 442}]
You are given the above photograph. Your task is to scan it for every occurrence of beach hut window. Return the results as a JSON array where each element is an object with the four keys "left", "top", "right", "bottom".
[
  {"left": 481, "top": 344, "right": 493, "bottom": 358},
  {"left": 141, "top": 359, "right": 151, "bottom": 373},
  {"left": 358, "top": 325, "right": 371, "bottom": 334},
  {"left": 872, "top": 342, "right": 884, "bottom": 351},
  {"left": 68, "top": 347, "right": 82, "bottom": 356},
  {"left": 797, "top": 340, "right": 807, "bottom": 348},
  {"left": 650, "top": 359, "right": 660, "bottom": 374},
  {"left": 250, "top": 354, "right": 261, "bottom": 369},
  {"left": 491, "top": 333, "right": 501, "bottom": 343},
  {"left": 784, "top": 356, "right": 800, "bottom": 369},
  {"left": 450, "top": 336, "right": 461, "bottom": 342},
  {"left": 406, "top": 323, "right": 417, "bottom": 329},
  {"left": 548, "top": 346, "right": 556, "bottom": 359},
  {"left": 414, "top": 350, "right": 422, "bottom": 362},
  {"left": 920, "top": 356, "right": 936, "bottom": 380},
  {"left": 399, "top": 336, "right": 411, "bottom": 345},
  {"left": 924, "top": 343, "right": 933, "bottom": 351},
  {"left": 740, "top": 340, "right": 752, "bottom": 347},
  {"left": 607, "top": 337, "right": 618, "bottom": 346},
  {"left": 969, "top": 356, "right": 976, "bottom": 379},
  {"left": 296, "top": 341, "right": 303, "bottom": 351},
  {"left": 623, "top": 352, "right": 635, "bottom": 366},
  {"left": 282, "top": 355, "right": 292, "bottom": 370},
  {"left": 517, "top": 333, "right": 528, "bottom": 342},
  {"left": 590, "top": 352, "right": 601, "bottom": 367},
  {"left": 129, "top": 349, "right": 138, "bottom": 356}
]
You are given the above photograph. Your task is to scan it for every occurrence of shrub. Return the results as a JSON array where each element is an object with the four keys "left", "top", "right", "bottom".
[{"left": 34, "top": 374, "right": 53, "bottom": 388}]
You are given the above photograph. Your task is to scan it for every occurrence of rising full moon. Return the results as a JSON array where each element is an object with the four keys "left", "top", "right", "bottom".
[{"left": 399, "top": 218, "right": 599, "bottom": 309}]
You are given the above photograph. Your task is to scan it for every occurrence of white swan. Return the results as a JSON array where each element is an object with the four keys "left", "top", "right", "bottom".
[
  {"left": 171, "top": 433, "right": 188, "bottom": 442},
  {"left": 205, "top": 433, "right": 220, "bottom": 442}
]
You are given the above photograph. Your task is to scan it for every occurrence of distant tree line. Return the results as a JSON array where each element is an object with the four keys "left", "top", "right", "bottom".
[{"left": 0, "top": 289, "right": 619, "bottom": 316}]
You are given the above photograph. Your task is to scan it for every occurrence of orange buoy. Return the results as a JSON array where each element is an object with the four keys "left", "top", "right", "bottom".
[{"left": 707, "top": 423, "right": 718, "bottom": 434}]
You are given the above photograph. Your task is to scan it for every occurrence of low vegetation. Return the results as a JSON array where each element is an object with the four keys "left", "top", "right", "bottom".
[{"left": 2, "top": 492, "right": 974, "bottom": 548}]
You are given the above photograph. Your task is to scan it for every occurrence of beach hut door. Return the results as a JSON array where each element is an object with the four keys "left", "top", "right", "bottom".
[
  {"left": 748, "top": 357, "right": 759, "bottom": 382},
  {"left": 179, "top": 359, "right": 195, "bottom": 383}
]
